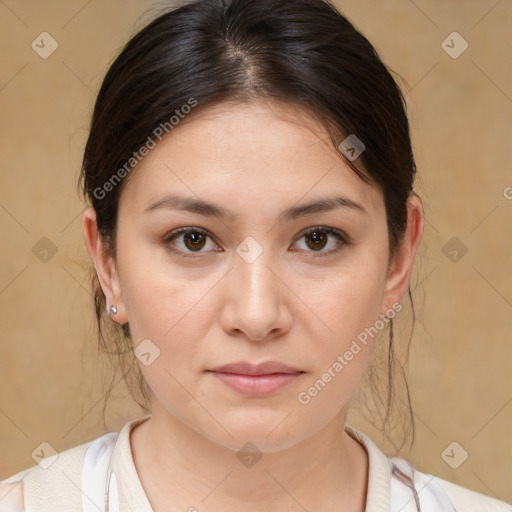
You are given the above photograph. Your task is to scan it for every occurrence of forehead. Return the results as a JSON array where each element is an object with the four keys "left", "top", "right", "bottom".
[{"left": 118, "top": 99, "right": 384, "bottom": 221}]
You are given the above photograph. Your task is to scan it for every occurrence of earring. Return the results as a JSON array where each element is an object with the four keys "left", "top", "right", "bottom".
[{"left": 109, "top": 305, "right": 118, "bottom": 315}]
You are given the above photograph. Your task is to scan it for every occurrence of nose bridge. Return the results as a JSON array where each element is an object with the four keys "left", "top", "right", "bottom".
[
  {"left": 234, "top": 234, "right": 280, "bottom": 304},
  {"left": 223, "top": 234, "right": 288, "bottom": 339}
]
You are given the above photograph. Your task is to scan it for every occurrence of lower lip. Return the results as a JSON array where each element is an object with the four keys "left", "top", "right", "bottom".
[{"left": 209, "top": 371, "right": 303, "bottom": 397}]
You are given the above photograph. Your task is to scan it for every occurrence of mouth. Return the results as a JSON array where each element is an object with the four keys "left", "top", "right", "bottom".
[{"left": 206, "top": 361, "right": 305, "bottom": 397}]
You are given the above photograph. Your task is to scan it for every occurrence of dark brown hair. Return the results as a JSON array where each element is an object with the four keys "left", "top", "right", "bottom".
[{"left": 78, "top": 0, "right": 418, "bottom": 452}]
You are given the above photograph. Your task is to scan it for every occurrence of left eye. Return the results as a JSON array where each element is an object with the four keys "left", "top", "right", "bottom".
[
  {"left": 291, "top": 227, "right": 347, "bottom": 255},
  {"left": 164, "top": 226, "right": 347, "bottom": 259}
]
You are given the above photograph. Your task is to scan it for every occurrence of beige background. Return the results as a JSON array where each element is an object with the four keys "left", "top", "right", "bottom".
[{"left": 0, "top": 0, "right": 511, "bottom": 505}]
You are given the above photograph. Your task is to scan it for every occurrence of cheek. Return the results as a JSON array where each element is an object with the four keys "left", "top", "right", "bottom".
[
  {"left": 120, "top": 266, "right": 214, "bottom": 411},
  {"left": 294, "top": 267, "right": 386, "bottom": 417},
  {"left": 115, "top": 234, "right": 221, "bottom": 376},
  {"left": 297, "top": 257, "right": 387, "bottom": 388},
  {"left": 122, "top": 271, "right": 213, "bottom": 356},
  {"left": 302, "top": 259, "right": 386, "bottom": 346},
  {"left": 116, "top": 227, "right": 204, "bottom": 337}
]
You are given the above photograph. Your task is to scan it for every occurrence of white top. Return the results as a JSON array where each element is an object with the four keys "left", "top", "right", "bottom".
[{"left": 1, "top": 414, "right": 510, "bottom": 512}]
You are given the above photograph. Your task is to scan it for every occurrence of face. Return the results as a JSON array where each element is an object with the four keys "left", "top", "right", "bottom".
[{"left": 84, "top": 99, "right": 422, "bottom": 453}]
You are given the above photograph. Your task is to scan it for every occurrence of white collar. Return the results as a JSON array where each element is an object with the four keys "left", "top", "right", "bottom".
[{"left": 93, "top": 415, "right": 453, "bottom": 512}]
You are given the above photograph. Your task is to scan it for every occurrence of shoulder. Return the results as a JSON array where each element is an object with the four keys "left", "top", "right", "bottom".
[
  {"left": 1, "top": 415, "right": 150, "bottom": 512},
  {"left": 394, "top": 457, "right": 512, "bottom": 512},
  {"left": 345, "top": 424, "right": 511, "bottom": 512},
  {"left": 424, "top": 472, "right": 512, "bottom": 512},
  {"left": 0, "top": 437, "right": 92, "bottom": 512}
]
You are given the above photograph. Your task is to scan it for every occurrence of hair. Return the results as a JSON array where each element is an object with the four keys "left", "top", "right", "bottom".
[{"left": 78, "top": 0, "right": 419, "bottom": 454}]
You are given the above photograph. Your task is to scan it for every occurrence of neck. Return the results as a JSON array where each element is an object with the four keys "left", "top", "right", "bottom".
[{"left": 130, "top": 405, "right": 368, "bottom": 512}]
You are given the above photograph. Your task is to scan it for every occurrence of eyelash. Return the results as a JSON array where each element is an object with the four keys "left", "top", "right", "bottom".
[{"left": 163, "top": 226, "right": 349, "bottom": 260}]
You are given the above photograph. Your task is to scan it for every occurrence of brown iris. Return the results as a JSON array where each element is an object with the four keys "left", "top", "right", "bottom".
[
  {"left": 304, "top": 230, "right": 328, "bottom": 251},
  {"left": 183, "top": 232, "right": 207, "bottom": 251}
]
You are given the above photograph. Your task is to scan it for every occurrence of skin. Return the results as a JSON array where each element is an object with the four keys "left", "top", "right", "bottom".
[{"left": 83, "top": 99, "right": 423, "bottom": 512}]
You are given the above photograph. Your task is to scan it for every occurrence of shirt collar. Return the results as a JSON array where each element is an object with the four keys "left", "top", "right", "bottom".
[
  {"left": 112, "top": 414, "right": 154, "bottom": 512},
  {"left": 345, "top": 424, "right": 392, "bottom": 512}
]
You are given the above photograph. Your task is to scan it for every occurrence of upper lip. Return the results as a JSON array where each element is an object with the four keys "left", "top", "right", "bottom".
[{"left": 208, "top": 361, "right": 304, "bottom": 375}]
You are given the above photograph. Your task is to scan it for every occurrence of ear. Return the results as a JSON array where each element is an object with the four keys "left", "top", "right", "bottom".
[
  {"left": 380, "top": 195, "right": 424, "bottom": 317},
  {"left": 82, "top": 207, "right": 128, "bottom": 324}
]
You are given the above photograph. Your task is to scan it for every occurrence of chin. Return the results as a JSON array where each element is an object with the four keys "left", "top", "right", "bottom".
[{"left": 199, "top": 415, "right": 305, "bottom": 454}]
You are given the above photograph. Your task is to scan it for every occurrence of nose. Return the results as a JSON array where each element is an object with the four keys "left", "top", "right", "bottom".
[{"left": 219, "top": 243, "right": 292, "bottom": 342}]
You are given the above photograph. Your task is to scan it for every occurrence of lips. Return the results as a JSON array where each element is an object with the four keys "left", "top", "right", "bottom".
[{"left": 207, "top": 361, "right": 305, "bottom": 397}]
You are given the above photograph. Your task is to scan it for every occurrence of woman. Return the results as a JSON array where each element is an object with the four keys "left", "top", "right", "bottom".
[{"left": 1, "top": 0, "right": 510, "bottom": 510}]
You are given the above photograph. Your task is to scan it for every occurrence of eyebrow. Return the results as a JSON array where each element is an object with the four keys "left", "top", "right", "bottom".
[{"left": 143, "top": 193, "right": 367, "bottom": 221}]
